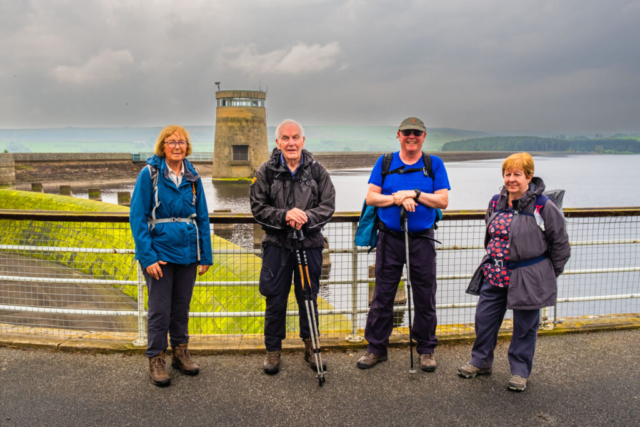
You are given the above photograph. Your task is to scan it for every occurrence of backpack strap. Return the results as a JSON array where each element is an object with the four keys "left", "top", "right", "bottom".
[
  {"left": 489, "top": 194, "right": 500, "bottom": 214},
  {"left": 534, "top": 194, "right": 549, "bottom": 215},
  {"left": 422, "top": 152, "right": 433, "bottom": 179},
  {"left": 146, "top": 165, "right": 161, "bottom": 226},
  {"left": 380, "top": 152, "right": 394, "bottom": 186}
]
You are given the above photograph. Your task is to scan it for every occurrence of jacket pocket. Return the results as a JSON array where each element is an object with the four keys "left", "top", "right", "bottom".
[{"left": 259, "top": 265, "right": 276, "bottom": 297}]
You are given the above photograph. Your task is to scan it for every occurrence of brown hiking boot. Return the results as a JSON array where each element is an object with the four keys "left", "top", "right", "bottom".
[
  {"left": 149, "top": 351, "right": 170, "bottom": 387},
  {"left": 303, "top": 338, "right": 327, "bottom": 372},
  {"left": 263, "top": 350, "right": 281, "bottom": 375},
  {"left": 171, "top": 343, "right": 199, "bottom": 376},
  {"left": 457, "top": 363, "right": 492, "bottom": 379},
  {"left": 356, "top": 351, "right": 388, "bottom": 369},
  {"left": 508, "top": 375, "right": 528, "bottom": 392},
  {"left": 420, "top": 353, "right": 436, "bottom": 372}
]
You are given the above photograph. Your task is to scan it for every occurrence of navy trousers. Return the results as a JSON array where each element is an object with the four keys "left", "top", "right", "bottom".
[
  {"left": 143, "top": 262, "right": 198, "bottom": 358},
  {"left": 365, "top": 230, "right": 438, "bottom": 356},
  {"left": 470, "top": 278, "right": 541, "bottom": 378},
  {"left": 260, "top": 244, "right": 322, "bottom": 352}
]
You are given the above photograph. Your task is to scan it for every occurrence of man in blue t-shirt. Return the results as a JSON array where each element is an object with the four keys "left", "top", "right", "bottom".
[{"left": 357, "top": 117, "right": 451, "bottom": 372}]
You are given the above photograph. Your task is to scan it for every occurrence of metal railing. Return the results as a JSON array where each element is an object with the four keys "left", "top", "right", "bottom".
[{"left": 0, "top": 208, "right": 638, "bottom": 346}]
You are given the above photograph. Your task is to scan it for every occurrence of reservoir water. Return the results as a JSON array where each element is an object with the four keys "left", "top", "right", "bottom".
[{"left": 85, "top": 154, "right": 640, "bottom": 211}]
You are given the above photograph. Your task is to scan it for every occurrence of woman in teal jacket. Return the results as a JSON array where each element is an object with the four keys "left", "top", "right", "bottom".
[{"left": 130, "top": 125, "right": 212, "bottom": 387}]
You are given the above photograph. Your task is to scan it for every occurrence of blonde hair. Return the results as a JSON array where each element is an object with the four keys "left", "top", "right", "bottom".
[
  {"left": 154, "top": 125, "right": 192, "bottom": 157},
  {"left": 502, "top": 152, "right": 534, "bottom": 178}
]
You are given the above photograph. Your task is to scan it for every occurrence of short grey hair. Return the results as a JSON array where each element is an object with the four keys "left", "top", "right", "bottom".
[{"left": 275, "top": 119, "right": 305, "bottom": 140}]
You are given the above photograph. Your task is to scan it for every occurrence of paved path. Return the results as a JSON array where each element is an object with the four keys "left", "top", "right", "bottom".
[{"left": 1, "top": 329, "right": 639, "bottom": 426}]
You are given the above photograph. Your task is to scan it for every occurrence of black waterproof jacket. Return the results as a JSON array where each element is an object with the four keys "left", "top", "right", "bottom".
[
  {"left": 466, "top": 177, "right": 571, "bottom": 310},
  {"left": 250, "top": 149, "right": 336, "bottom": 249}
]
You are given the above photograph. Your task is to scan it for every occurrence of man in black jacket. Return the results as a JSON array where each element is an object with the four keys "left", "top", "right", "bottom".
[{"left": 250, "top": 119, "right": 336, "bottom": 375}]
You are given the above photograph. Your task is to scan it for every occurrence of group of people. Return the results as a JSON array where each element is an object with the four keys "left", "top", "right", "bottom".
[{"left": 129, "top": 117, "right": 570, "bottom": 392}]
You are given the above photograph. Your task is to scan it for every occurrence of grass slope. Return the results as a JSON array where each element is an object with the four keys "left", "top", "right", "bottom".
[{"left": 0, "top": 190, "right": 350, "bottom": 335}]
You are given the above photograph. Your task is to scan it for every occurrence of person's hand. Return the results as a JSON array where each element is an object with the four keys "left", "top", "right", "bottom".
[
  {"left": 392, "top": 190, "right": 417, "bottom": 206},
  {"left": 402, "top": 198, "right": 418, "bottom": 213},
  {"left": 286, "top": 208, "right": 307, "bottom": 229},
  {"left": 198, "top": 265, "right": 210, "bottom": 276},
  {"left": 287, "top": 220, "right": 303, "bottom": 230},
  {"left": 146, "top": 261, "right": 167, "bottom": 280}
]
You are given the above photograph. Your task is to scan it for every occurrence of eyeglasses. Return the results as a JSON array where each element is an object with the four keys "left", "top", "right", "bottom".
[
  {"left": 166, "top": 140, "right": 187, "bottom": 148},
  {"left": 401, "top": 130, "right": 424, "bottom": 137}
]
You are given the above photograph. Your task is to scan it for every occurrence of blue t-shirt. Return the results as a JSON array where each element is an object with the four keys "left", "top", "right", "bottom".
[{"left": 368, "top": 152, "right": 451, "bottom": 232}]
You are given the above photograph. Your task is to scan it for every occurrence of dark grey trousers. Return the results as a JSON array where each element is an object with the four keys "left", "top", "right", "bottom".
[
  {"left": 260, "top": 245, "right": 322, "bottom": 352},
  {"left": 365, "top": 230, "right": 438, "bottom": 356},
  {"left": 470, "top": 278, "right": 541, "bottom": 378},
  {"left": 143, "top": 262, "right": 198, "bottom": 358}
]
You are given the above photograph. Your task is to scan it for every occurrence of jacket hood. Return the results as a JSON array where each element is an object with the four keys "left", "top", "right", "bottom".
[
  {"left": 146, "top": 154, "right": 200, "bottom": 183},
  {"left": 497, "top": 176, "right": 546, "bottom": 212}
]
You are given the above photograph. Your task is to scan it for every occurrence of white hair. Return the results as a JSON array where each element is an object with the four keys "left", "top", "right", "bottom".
[{"left": 275, "top": 119, "right": 305, "bottom": 140}]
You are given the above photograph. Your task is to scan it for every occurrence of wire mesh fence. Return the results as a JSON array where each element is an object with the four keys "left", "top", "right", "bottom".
[{"left": 0, "top": 209, "right": 638, "bottom": 347}]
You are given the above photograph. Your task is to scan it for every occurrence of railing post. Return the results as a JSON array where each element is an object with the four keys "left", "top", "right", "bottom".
[
  {"left": 133, "top": 263, "right": 147, "bottom": 346},
  {"left": 346, "top": 222, "right": 364, "bottom": 343}
]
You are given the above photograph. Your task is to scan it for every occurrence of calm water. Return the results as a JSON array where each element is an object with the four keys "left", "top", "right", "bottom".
[{"left": 87, "top": 154, "right": 640, "bottom": 211}]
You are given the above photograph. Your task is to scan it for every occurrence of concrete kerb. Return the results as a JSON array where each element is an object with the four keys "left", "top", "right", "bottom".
[{"left": 1, "top": 314, "right": 639, "bottom": 355}]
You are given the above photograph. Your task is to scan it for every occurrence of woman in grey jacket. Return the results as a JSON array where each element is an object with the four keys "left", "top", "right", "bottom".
[{"left": 458, "top": 153, "right": 570, "bottom": 392}]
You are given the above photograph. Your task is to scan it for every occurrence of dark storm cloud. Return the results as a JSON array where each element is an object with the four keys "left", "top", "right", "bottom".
[{"left": 1, "top": 0, "right": 639, "bottom": 133}]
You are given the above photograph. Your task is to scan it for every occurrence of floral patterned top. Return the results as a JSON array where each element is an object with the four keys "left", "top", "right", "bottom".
[{"left": 482, "top": 207, "right": 514, "bottom": 287}]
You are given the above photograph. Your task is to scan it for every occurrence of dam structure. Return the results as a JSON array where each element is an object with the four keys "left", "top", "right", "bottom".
[{"left": 211, "top": 90, "right": 269, "bottom": 181}]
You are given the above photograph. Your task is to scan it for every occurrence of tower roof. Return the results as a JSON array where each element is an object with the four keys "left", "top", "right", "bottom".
[{"left": 216, "top": 90, "right": 266, "bottom": 99}]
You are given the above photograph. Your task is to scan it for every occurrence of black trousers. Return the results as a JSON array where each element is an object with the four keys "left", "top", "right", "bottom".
[
  {"left": 365, "top": 230, "right": 438, "bottom": 356},
  {"left": 143, "top": 262, "right": 198, "bottom": 358},
  {"left": 470, "top": 278, "right": 541, "bottom": 378},
  {"left": 260, "top": 245, "right": 322, "bottom": 352}
]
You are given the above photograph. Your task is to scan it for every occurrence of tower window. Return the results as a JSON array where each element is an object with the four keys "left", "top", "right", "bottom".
[{"left": 232, "top": 145, "right": 249, "bottom": 161}]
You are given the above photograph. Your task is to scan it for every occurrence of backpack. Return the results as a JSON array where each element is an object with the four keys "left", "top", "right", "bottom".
[
  {"left": 489, "top": 189, "right": 565, "bottom": 231},
  {"left": 145, "top": 164, "right": 197, "bottom": 225},
  {"left": 354, "top": 152, "right": 442, "bottom": 250}
]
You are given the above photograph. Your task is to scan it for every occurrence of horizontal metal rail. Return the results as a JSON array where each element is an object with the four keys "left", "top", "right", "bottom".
[
  {"left": 1, "top": 238, "right": 637, "bottom": 256},
  {"left": 3, "top": 293, "right": 639, "bottom": 318},
  {"left": 1, "top": 267, "right": 638, "bottom": 288}
]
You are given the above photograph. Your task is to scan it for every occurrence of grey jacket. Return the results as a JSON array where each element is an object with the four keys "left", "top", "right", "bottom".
[
  {"left": 250, "top": 148, "right": 336, "bottom": 249},
  {"left": 466, "top": 177, "right": 571, "bottom": 310}
]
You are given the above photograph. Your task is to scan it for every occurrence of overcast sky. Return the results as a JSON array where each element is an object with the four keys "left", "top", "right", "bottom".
[{"left": 1, "top": 0, "right": 639, "bottom": 133}]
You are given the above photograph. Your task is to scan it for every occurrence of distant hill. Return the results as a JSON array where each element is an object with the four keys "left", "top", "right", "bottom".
[
  {"left": 441, "top": 136, "right": 640, "bottom": 154},
  {"left": 0, "top": 125, "right": 491, "bottom": 153}
]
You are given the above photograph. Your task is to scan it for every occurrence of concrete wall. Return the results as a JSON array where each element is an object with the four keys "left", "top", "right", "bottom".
[
  {"left": 12, "top": 153, "right": 131, "bottom": 162},
  {"left": 0, "top": 153, "right": 16, "bottom": 188},
  {"left": 211, "top": 91, "right": 269, "bottom": 180}
]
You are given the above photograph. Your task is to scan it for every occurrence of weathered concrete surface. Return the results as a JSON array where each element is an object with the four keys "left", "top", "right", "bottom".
[
  {"left": 1, "top": 329, "right": 639, "bottom": 426},
  {"left": 0, "top": 153, "right": 16, "bottom": 188}
]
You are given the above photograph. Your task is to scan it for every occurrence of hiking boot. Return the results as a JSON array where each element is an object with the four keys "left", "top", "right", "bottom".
[
  {"left": 148, "top": 351, "right": 170, "bottom": 387},
  {"left": 171, "top": 343, "right": 199, "bottom": 376},
  {"left": 420, "top": 353, "right": 437, "bottom": 372},
  {"left": 457, "top": 363, "right": 492, "bottom": 379},
  {"left": 263, "top": 350, "right": 281, "bottom": 375},
  {"left": 508, "top": 375, "right": 528, "bottom": 392},
  {"left": 356, "top": 351, "right": 388, "bottom": 369},
  {"left": 303, "top": 338, "right": 327, "bottom": 372}
]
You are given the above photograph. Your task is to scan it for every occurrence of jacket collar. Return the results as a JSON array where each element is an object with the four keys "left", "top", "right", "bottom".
[
  {"left": 267, "top": 148, "right": 315, "bottom": 176},
  {"left": 146, "top": 155, "right": 200, "bottom": 184}
]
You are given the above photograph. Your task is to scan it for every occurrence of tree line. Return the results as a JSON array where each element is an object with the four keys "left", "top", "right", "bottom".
[{"left": 441, "top": 136, "right": 640, "bottom": 153}]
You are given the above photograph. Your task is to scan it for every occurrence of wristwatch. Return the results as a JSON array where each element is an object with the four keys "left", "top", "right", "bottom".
[{"left": 414, "top": 189, "right": 422, "bottom": 201}]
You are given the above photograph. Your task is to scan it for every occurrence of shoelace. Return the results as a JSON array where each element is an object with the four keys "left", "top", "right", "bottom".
[
  {"left": 152, "top": 356, "right": 166, "bottom": 371},
  {"left": 267, "top": 352, "right": 280, "bottom": 364}
]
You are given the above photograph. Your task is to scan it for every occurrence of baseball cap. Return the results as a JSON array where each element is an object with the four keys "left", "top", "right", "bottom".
[{"left": 398, "top": 117, "right": 427, "bottom": 132}]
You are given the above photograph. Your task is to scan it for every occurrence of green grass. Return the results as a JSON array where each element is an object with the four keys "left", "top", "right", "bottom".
[{"left": 0, "top": 190, "right": 350, "bottom": 335}]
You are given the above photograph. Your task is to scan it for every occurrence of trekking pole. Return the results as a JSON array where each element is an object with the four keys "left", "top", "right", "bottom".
[
  {"left": 293, "top": 229, "right": 326, "bottom": 386},
  {"left": 400, "top": 207, "right": 416, "bottom": 374}
]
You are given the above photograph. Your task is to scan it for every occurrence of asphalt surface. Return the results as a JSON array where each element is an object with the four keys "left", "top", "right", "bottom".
[{"left": 1, "top": 330, "right": 639, "bottom": 427}]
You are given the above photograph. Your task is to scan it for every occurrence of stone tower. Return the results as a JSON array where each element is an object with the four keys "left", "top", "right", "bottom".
[{"left": 211, "top": 90, "right": 269, "bottom": 180}]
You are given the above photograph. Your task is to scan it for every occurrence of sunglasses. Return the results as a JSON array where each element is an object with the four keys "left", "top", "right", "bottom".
[{"left": 400, "top": 130, "right": 424, "bottom": 137}]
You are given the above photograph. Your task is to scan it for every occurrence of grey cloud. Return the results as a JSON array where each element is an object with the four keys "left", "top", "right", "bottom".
[{"left": 0, "top": 0, "right": 639, "bottom": 133}]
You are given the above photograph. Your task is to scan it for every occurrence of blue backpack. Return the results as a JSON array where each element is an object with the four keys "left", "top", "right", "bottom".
[{"left": 355, "top": 152, "right": 442, "bottom": 250}]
